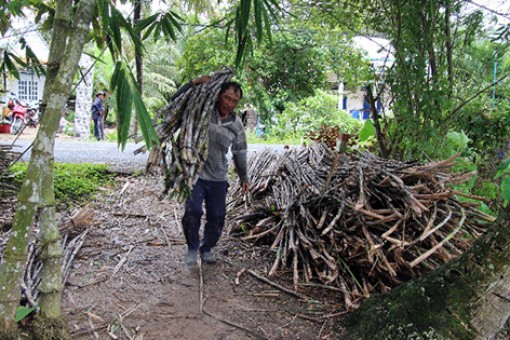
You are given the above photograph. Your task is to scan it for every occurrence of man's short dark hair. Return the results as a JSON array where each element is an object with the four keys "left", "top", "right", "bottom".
[{"left": 219, "top": 81, "right": 243, "bottom": 99}]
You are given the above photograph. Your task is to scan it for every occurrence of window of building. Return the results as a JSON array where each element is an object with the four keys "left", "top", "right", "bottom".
[
  {"left": 18, "top": 80, "right": 28, "bottom": 101},
  {"left": 18, "top": 79, "right": 39, "bottom": 103},
  {"left": 17, "top": 70, "right": 40, "bottom": 103},
  {"left": 29, "top": 81, "right": 38, "bottom": 102}
]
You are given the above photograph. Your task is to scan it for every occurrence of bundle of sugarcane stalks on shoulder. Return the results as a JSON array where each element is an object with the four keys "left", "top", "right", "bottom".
[
  {"left": 227, "top": 143, "right": 494, "bottom": 309},
  {"left": 145, "top": 68, "right": 234, "bottom": 202}
]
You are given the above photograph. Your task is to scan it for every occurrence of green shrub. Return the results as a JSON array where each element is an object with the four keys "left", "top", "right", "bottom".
[
  {"left": 246, "top": 131, "right": 302, "bottom": 145},
  {"left": 495, "top": 157, "right": 510, "bottom": 207},
  {"left": 438, "top": 130, "right": 508, "bottom": 216},
  {"left": 9, "top": 162, "right": 115, "bottom": 205},
  {"left": 272, "top": 90, "right": 362, "bottom": 140},
  {"left": 64, "top": 110, "right": 75, "bottom": 122}
]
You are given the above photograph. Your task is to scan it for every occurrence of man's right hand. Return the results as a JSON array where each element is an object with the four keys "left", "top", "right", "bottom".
[{"left": 191, "top": 75, "right": 211, "bottom": 85}]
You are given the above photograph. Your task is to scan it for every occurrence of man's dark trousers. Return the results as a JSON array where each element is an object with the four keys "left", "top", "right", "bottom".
[
  {"left": 182, "top": 178, "right": 228, "bottom": 253},
  {"left": 93, "top": 118, "right": 104, "bottom": 140}
]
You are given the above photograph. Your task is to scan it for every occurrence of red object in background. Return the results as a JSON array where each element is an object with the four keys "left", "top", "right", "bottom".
[
  {"left": 0, "top": 124, "right": 10, "bottom": 134},
  {"left": 6, "top": 95, "right": 27, "bottom": 135}
]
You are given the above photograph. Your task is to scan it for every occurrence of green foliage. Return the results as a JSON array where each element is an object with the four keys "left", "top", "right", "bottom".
[
  {"left": 138, "top": 37, "right": 181, "bottom": 108},
  {"left": 0, "top": 0, "right": 27, "bottom": 35},
  {"left": 383, "top": 3, "right": 510, "bottom": 162},
  {"left": 0, "top": 5, "right": 47, "bottom": 79},
  {"left": 9, "top": 163, "right": 115, "bottom": 205},
  {"left": 496, "top": 158, "right": 510, "bottom": 179},
  {"left": 359, "top": 119, "right": 376, "bottom": 143},
  {"left": 226, "top": 0, "right": 281, "bottom": 66},
  {"left": 249, "top": 30, "right": 329, "bottom": 104},
  {"left": 271, "top": 90, "right": 362, "bottom": 139},
  {"left": 15, "top": 306, "right": 36, "bottom": 322},
  {"left": 110, "top": 61, "right": 159, "bottom": 150},
  {"left": 62, "top": 123, "right": 74, "bottom": 137},
  {"left": 322, "top": 31, "right": 373, "bottom": 88},
  {"left": 449, "top": 157, "right": 479, "bottom": 196},
  {"left": 361, "top": 0, "right": 467, "bottom": 159},
  {"left": 246, "top": 131, "right": 302, "bottom": 145},
  {"left": 105, "top": 129, "right": 119, "bottom": 142},
  {"left": 428, "top": 130, "right": 510, "bottom": 215},
  {"left": 500, "top": 177, "right": 510, "bottom": 207},
  {"left": 177, "top": 27, "right": 237, "bottom": 81},
  {"left": 136, "top": 10, "right": 183, "bottom": 42},
  {"left": 177, "top": 25, "right": 369, "bottom": 131},
  {"left": 447, "top": 39, "right": 510, "bottom": 157},
  {"left": 444, "top": 130, "right": 471, "bottom": 156},
  {"left": 496, "top": 158, "right": 510, "bottom": 207}
]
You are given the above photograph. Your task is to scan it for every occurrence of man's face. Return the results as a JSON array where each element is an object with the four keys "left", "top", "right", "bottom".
[{"left": 217, "top": 86, "right": 241, "bottom": 117}]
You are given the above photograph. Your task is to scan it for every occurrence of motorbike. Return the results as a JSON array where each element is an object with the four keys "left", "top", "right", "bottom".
[
  {"left": 26, "top": 99, "right": 41, "bottom": 128},
  {"left": 6, "top": 93, "right": 28, "bottom": 135}
]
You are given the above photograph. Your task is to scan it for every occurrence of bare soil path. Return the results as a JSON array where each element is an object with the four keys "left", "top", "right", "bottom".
[
  {"left": 1, "top": 128, "right": 345, "bottom": 339},
  {"left": 61, "top": 175, "right": 344, "bottom": 340}
]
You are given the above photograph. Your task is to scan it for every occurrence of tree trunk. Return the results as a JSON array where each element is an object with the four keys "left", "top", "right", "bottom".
[
  {"left": 130, "top": 0, "right": 142, "bottom": 138},
  {"left": 0, "top": 204, "right": 38, "bottom": 332},
  {"left": 0, "top": 0, "right": 95, "bottom": 331},
  {"left": 365, "top": 84, "right": 388, "bottom": 158},
  {"left": 34, "top": 0, "right": 70, "bottom": 320},
  {"left": 444, "top": 0, "right": 454, "bottom": 95},
  {"left": 345, "top": 217, "right": 510, "bottom": 339}
]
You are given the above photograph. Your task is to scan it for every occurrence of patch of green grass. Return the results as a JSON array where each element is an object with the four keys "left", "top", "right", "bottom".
[
  {"left": 9, "top": 162, "right": 115, "bottom": 205},
  {"left": 246, "top": 131, "right": 303, "bottom": 145}
]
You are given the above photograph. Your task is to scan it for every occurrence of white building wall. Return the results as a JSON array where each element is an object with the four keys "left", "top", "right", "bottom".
[
  {"left": 74, "top": 55, "right": 94, "bottom": 140},
  {"left": 344, "top": 87, "right": 366, "bottom": 114}
]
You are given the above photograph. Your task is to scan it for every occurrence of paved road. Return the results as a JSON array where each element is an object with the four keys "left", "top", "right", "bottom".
[
  {"left": 2, "top": 139, "right": 148, "bottom": 170},
  {"left": 1, "top": 137, "right": 288, "bottom": 171}
]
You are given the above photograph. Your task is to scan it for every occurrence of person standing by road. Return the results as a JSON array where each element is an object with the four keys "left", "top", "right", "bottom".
[
  {"left": 92, "top": 90, "right": 106, "bottom": 140},
  {"left": 182, "top": 79, "right": 250, "bottom": 266}
]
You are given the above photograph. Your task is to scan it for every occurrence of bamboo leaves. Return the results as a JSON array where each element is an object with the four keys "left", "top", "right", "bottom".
[
  {"left": 136, "top": 11, "right": 184, "bottom": 42},
  {"left": 229, "top": 0, "right": 280, "bottom": 65},
  {"left": 111, "top": 61, "right": 159, "bottom": 150}
]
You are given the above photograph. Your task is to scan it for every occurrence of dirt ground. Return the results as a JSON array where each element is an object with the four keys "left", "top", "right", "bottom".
[
  {"left": 1, "top": 127, "right": 347, "bottom": 339},
  {"left": 0, "top": 125, "right": 42, "bottom": 141},
  {"left": 58, "top": 174, "right": 347, "bottom": 340},
  {"left": 0, "top": 124, "right": 98, "bottom": 142}
]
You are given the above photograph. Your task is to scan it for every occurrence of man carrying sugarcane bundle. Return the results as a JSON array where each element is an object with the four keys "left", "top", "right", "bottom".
[{"left": 181, "top": 77, "right": 250, "bottom": 267}]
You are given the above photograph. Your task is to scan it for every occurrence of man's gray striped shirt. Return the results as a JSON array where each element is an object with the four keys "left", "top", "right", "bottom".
[{"left": 199, "top": 109, "right": 249, "bottom": 183}]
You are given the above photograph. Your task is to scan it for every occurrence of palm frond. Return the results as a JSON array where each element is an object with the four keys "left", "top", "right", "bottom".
[{"left": 136, "top": 10, "right": 183, "bottom": 43}]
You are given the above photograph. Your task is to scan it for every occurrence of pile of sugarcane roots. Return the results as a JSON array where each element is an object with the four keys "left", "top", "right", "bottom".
[
  {"left": 227, "top": 144, "right": 494, "bottom": 309},
  {"left": 0, "top": 205, "right": 91, "bottom": 309},
  {"left": 148, "top": 68, "right": 234, "bottom": 202}
]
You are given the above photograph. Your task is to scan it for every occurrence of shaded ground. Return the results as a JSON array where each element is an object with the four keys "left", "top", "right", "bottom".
[
  {"left": 0, "top": 125, "right": 74, "bottom": 141},
  {"left": 60, "top": 175, "right": 346, "bottom": 339}
]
